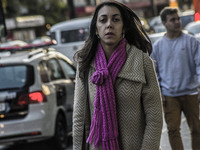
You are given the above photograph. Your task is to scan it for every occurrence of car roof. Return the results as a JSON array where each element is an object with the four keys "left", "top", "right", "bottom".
[
  {"left": 0, "top": 46, "right": 74, "bottom": 67},
  {"left": 185, "top": 21, "right": 200, "bottom": 28},
  {"left": 0, "top": 48, "right": 48, "bottom": 64},
  {"left": 148, "top": 32, "right": 165, "bottom": 38},
  {"left": 50, "top": 17, "right": 91, "bottom": 31},
  {"left": 148, "top": 32, "right": 165, "bottom": 44},
  {"left": 0, "top": 40, "right": 28, "bottom": 48},
  {"left": 180, "top": 10, "right": 194, "bottom": 16},
  {"left": 148, "top": 30, "right": 191, "bottom": 44}
]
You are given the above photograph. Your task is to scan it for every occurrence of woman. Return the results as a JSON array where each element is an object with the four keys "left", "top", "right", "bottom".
[{"left": 73, "top": 1, "right": 163, "bottom": 150}]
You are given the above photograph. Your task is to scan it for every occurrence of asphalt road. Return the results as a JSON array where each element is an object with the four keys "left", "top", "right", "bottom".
[{"left": 0, "top": 136, "right": 73, "bottom": 150}]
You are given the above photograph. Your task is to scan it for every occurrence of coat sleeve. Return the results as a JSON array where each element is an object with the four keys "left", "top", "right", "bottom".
[
  {"left": 73, "top": 64, "right": 85, "bottom": 150},
  {"left": 141, "top": 54, "right": 163, "bottom": 150}
]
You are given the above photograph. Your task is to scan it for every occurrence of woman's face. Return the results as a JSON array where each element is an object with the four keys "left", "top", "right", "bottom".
[{"left": 96, "top": 5, "right": 124, "bottom": 47}]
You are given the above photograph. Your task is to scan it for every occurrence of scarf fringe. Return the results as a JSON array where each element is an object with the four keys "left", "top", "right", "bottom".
[
  {"left": 102, "top": 139, "right": 119, "bottom": 150},
  {"left": 87, "top": 109, "right": 102, "bottom": 147},
  {"left": 94, "top": 110, "right": 102, "bottom": 146},
  {"left": 87, "top": 117, "right": 95, "bottom": 144}
]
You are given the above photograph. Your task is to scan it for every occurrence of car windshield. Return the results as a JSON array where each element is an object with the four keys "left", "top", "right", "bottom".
[
  {"left": 60, "top": 28, "right": 89, "bottom": 43},
  {"left": 180, "top": 15, "right": 194, "bottom": 27},
  {"left": 0, "top": 65, "right": 32, "bottom": 90}
]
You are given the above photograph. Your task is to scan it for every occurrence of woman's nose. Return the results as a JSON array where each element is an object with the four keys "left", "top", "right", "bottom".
[{"left": 107, "top": 19, "right": 113, "bottom": 28}]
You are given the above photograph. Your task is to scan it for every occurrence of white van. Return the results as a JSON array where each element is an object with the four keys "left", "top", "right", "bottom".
[{"left": 50, "top": 17, "right": 91, "bottom": 64}]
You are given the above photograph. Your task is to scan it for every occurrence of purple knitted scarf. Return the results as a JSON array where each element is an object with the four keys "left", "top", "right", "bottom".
[{"left": 87, "top": 38, "right": 127, "bottom": 150}]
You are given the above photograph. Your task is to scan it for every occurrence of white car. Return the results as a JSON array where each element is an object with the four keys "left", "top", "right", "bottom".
[
  {"left": 148, "top": 30, "right": 192, "bottom": 44},
  {"left": 148, "top": 32, "right": 166, "bottom": 44},
  {"left": 0, "top": 42, "right": 76, "bottom": 150},
  {"left": 184, "top": 21, "right": 200, "bottom": 41},
  {"left": 49, "top": 17, "right": 91, "bottom": 63},
  {"left": 0, "top": 40, "right": 28, "bottom": 48}
]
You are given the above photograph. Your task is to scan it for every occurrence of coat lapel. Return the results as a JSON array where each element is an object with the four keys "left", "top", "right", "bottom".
[
  {"left": 118, "top": 44, "right": 146, "bottom": 84},
  {"left": 90, "top": 44, "right": 146, "bottom": 84}
]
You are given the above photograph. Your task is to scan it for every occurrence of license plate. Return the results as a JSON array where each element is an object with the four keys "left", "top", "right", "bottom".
[{"left": 0, "top": 102, "right": 6, "bottom": 112}]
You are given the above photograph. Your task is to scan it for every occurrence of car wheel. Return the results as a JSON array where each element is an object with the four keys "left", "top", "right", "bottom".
[{"left": 47, "top": 113, "right": 68, "bottom": 150}]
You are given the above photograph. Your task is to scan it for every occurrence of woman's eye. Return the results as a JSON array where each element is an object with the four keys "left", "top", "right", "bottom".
[
  {"left": 99, "top": 18, "right": 106, "bottom": 23},
  {"left": 113, "top": 18, "right": 120, "bottom": 22}
]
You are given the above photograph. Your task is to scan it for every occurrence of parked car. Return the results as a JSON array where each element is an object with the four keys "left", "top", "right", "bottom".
[
  {"left": 148, "top": 30, "right": 192, "bottom": 44},
  {"left": 148, "top": 16, "right": 166, "bottom": 33},
  {"left": 0, "top": 40, "right": 28, "bottom": 48},
  {"left": 184, "top": 21, "right": 200, "bottom": 41},
  {"left": 180, "top": 10, "right": 195, "bottom": 27},
  {"left": 49, "top": 17, "right": 91, "bottom": 63},
  {"left": 0, "top": 42, "right": 76, "bottom": 150},
  {"left": 31, "top": 36, "right": 51, "bottom": 45},
  {"left": 148, "top": 32, "right": 165, "bottom": 44}
]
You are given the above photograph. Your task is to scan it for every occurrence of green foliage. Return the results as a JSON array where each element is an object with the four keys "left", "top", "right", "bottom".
[
  {"left": 4, "top": 0, "right": 68, "bottom": 25},
  {"left": 4, "top": 0, "right": 21, "bottom": 17}
]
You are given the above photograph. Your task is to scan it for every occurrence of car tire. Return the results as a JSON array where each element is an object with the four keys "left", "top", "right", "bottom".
[{"left": 46, "top": 113, "right": 68, "bottom": 150}]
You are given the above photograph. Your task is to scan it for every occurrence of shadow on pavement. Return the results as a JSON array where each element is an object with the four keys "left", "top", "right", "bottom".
[{"left": 6, "top": 136, "right": 72, "bottom": 150}]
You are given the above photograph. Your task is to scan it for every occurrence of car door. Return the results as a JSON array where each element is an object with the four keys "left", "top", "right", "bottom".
[
  {"left": 46, "top": 58, "right": 75, "bottom": 132},
  {"left": 57, "top": 57, "right": 76, "bottom": 131}
]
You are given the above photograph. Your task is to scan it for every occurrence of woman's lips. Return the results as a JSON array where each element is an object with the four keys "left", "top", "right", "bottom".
[
  {"left": 105, "top": 32, "right": 114, "bottom": 37},
  {"left": 106, "top": 32, "right": 114, "bottom": 35}
]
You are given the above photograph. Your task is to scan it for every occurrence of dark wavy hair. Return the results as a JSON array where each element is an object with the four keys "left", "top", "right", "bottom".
[{"left": 74, "top": 0, "right": 152, "bottom": 78}]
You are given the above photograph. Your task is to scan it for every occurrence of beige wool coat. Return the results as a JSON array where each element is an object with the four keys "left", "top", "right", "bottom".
[{"left": 73, "top": 44, "right": 163, "bottom": 150}]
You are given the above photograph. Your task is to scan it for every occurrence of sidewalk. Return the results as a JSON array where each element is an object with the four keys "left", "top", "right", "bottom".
[{"left": 160, "top": 113, "right": 192, "bottom": 150}]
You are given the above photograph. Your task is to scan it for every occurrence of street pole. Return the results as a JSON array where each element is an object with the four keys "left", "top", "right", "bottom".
[
  {"left": 150, "top": 0, "right": 157, "bottom": 16},
  {"left": 67, "top": 0, "right": 76, "bottom": 19},
  {"left": 0, "top": 0, "right": 7, "bottom": 39}
]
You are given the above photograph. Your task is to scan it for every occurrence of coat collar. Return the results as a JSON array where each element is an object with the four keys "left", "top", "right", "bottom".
[{"left": 90, "top": 43, "right": 146, "bottom": 84}]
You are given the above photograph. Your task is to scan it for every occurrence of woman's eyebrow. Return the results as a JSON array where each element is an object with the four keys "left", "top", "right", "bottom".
[
  {"left": 99, "top": 13, "right": 121, "bottom": 17},
  {"left": 113, "top": 14, "right": 121, "bottom": 17}
]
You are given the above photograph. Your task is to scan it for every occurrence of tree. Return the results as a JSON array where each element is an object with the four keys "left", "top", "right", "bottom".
[
  {"left": 4, "top": 0, "right": 21, "bottom": 17},
  {"left": 4, "top": 0, "right": 68, "bottom": 25},
  {"left": 67, "top": 0, "right": 76, "bottom": 19}
]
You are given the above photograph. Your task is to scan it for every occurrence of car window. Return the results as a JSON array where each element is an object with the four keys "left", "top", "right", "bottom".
[
  {"left": 0, "top": 65, "right": 32, "bottom": 90},
  {"left": 180, "top": 15, "right": 194, "bottom": 27},
  {"left": 60, "top": 28, "right": 89, "bottom": 43},
  {"left": 58, "top": 59, "right": 75, "bottom": 79},
  {"left": 38, "top": 61, "right": 50, "bottom": 83},
  {"left": 47, "top": 59, "right": 65, "bottom": 80},
  {"left": 50, "top": 32, "right": 56, "bottom": 41}
]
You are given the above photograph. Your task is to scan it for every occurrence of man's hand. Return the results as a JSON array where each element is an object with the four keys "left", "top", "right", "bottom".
[{"left": 162, "top": 95, "right": 166, "bottom": 107}]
